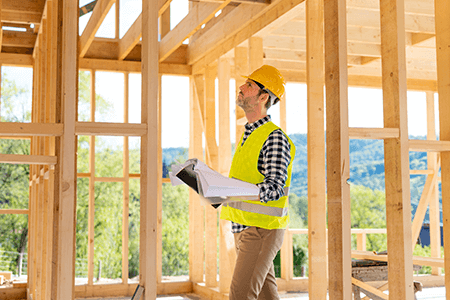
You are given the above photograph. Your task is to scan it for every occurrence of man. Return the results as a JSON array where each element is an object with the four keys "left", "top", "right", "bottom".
[{"left": 220, "top": 65, "right": 296, "bottom": 300}]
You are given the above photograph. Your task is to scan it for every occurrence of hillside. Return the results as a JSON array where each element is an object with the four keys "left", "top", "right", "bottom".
[{"left": 163, "top": 134, "right": 442, "bottom": 224}]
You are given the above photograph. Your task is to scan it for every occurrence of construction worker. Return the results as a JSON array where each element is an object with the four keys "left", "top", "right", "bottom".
[{"left": 220, "top": 65, "right": 296, "bottom": 299}]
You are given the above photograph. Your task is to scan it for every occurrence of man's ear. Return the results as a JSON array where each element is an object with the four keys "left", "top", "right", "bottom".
[{"left": 259, "top": 92, "right": 269, "bottom": 104}]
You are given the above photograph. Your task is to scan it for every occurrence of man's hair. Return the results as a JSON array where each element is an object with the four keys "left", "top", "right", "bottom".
[{"left": 255, "top": 81, "right": 279, "bottom": 110}]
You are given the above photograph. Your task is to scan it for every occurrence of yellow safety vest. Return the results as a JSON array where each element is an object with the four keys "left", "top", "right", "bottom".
[{"left": 220, "top": 121, "right": 295, "bottom": 230}]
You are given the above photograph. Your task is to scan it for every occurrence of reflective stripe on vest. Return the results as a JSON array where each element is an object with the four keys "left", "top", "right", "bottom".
[
  {"left": 224, "top": 202, "right": 289, "bottom": 217},
  {"left": 223, "top": 186, "right": 290, "bottom": 217}
]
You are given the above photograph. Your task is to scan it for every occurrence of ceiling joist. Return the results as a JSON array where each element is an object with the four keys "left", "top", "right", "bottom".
[
  {"left": 190, "top": 0, "right": 305, "bottom": 74},
  {"left": 118, "top": 14, "right": 142, "bottom": 60},
  {"left": 159, "top": 1, "right": 233, "bottom": 62},
  {"left": 1, "top": 0, "right": 44, "bottom": 24},
  {"left": 79, "top": 0, "right": 116, "bottom": 58}
]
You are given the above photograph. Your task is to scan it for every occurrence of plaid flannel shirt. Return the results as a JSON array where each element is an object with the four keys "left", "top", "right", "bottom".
[{"left": 231, "top": 115, "right": 291, "bottom": 233}]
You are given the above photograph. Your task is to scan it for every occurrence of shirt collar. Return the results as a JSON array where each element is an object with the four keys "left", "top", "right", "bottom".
[{"left": 244, "top": 115, "right": 271, "bottom": 133}]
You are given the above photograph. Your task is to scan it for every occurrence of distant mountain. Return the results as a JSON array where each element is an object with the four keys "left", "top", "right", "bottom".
[{"left": 162, "top": 134, "right": 442, "bottom": 223}]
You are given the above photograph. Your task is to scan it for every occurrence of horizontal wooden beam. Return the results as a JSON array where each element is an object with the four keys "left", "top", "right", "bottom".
[
  {"left": 0, "top": 209, "right": 29, "bottom": 214},
  {"left": 352, "top": 251, "right": 445, "bottom": 268},
  {"left": 410, "top": 170, "right": 434, "bottom": 175},
  {"left": 75, "top": 122, "right": 147, "bottom": 136},
  {"left": 2, "top": 30, "right": 36, "bottom": 48},
  {"left": 1, "top": 0, "right": 44, "bottom": 24},
  {"left": 345, "top": 0, "right": 434, "bottom": 15},
  {"left": 289, "top": 228, "right": 387, "bottom": 235},
  {"left": 74, "top": 281, "right": 192, "bottom": 298},
  {"left": 2, "top": 11, "right": 41, "bottom": 24},
  {"left": 409, "top": 140, "right": 450, "bottom": 152},
  {"left": 79, "top": 58, "right": 191, "bottom": 75},
  {"left": 0, "top": 53, "right": 32, "bottom": 66},
  {"left": 79, "top": 0, "right": 116, "bottom": 58},
  {"left": 0, "top": 123, "right": 63, "bottom": 137},
  {"left": 278, "top": 70, "right": 437, "bottom": 91},
  {"left": 349, "top": 128, "right": 400, "bottom": 139},
  {"left": 84, "top": 39, "right": 188, "bottom": 64},
  {"left": 0, "top": 154, "right": 57, "bottom": 165}
]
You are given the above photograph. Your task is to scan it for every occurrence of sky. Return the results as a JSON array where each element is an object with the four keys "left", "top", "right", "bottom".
[{"left": 1, "top": 0, "right": 441, "bottom": 149}]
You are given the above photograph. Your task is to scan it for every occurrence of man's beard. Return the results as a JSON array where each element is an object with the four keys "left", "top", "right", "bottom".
[{"left": 237, "top": 93, "right": 255, "bottom": 111}]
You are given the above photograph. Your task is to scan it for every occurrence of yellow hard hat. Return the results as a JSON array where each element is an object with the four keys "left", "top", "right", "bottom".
[{"left": 244, "top": 65, "right": 286, "bottom": 99}]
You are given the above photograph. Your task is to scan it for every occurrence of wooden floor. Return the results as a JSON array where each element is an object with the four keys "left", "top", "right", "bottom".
[{"left": 74, "top": 287, "right": 446, "bottom": 300}]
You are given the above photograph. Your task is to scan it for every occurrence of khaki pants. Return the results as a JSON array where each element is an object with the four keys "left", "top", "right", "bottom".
[{"left": 229, "top": 227, "right": 285, "bottom": 300}]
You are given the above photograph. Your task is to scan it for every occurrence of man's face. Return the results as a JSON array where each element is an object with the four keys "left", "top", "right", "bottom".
[{"left": 237, "top": 79, "right": 265, "bottom": 111}]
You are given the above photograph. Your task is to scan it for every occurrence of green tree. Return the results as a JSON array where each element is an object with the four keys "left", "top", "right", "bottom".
[
  {"left": 350, "top": 185, "right": 387, "bottom": 251},
  {"left": 0, "top": 72, "right": 31, "bottom": 275}
]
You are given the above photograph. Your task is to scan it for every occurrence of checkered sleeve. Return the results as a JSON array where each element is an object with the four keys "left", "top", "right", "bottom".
[{"left": 256, "top": 129, "right": 291, "bottom": 203}]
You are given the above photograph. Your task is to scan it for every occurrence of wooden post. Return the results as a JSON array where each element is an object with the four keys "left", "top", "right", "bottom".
[
  {"left": 204, "top": 66, "right": 218, "bottom": 287},
  {"left": 306, "top": 0, "right": 327, "bottom": 297},
  {"left": 426, "top": 91, "right": 441, "bottom": 276},
  {"left": 249, "top": 37, "right": 263, "bottom": 73},
  {"left": 115, "top": 0, "right": 120, "bottom": 40},
  {"left": 141, "top": 0, "right": 159, "bottom": 298},
  {"left": 218, "top": 57, "right": 235, "bottom": 293},
  {"left": 234, "top": 47, "right": 247, "bottom": 145},
  {"left": 356, "top": 233, "right": 366, "bottom": 251},
  {"left": 380, "top": 0, "right": 414, "bottom": 298},
  {"left": 324, "top": 0, "right": 352, "bottom": 298},
  {"left": 123, "top": 72, "right": 130, "bottom": 284},
  {"left": 88, "top": 70, "right": 96, "bottom": 286},
  {"left": 279, "top": 93, "right": 287, "bottom": 132},
  {"left": 160, "top": 5, "right": 170, "bottom": 39},
  {"left": 434, "top": 0, "right": 450, "bottom": 295},
  {"left": 189, "top": 75, "right": 205, "bottom": 283},
  {"left": 157, "top": 75, "right": 163, "bottom": 284},
  {"left": 53, "top": 0, "right": 78, "bottom": 298}
]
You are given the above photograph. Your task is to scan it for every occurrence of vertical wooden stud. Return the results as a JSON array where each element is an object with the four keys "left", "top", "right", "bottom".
[
  {"left": 115, "top": 0, "right": 120, "bottom": 40},
  {"left": 157, "top": 75, "right": 163, "bottom": 284},
  {"left": 380, "top": 0, "right": 414, "bottom": 298},
  {"left": 88, "top": 70, "right": 96, "bottom": 287},
  {"left": 324, "top": 0, "right": 352, "bottom": 298},
  {"left": 54, "top": 0, "right": 78, "bottom": 298},
  {"left": 140, "top": 0, "right": 159, "bottom": 298},
  {"left": 189, "top": 76, "right": 205, "bottom": 283},
  {"left": 434, "top": 0, "right": 450, "bottom": 295},
  {"left": 122, "top": 72, "right": 130, "bottom": 284},
  {"left": 356, "top": 233, "right": 366, "bottom": 251},
  {"left": 218, "top": 57, "right": 235, "bottom": 293},
  {"left": 248, "top": 37, "right": 263, "bottom": 72},
  {"left": 426, "top": 91, "right": 441, "bottom": 275},
  {"left": 234, "top": 47, "right": 247, "bottom": 146},
  {"left": 279, "top": 93, "right": 287, "bottom": 132},
  {"left": 307, "top": 0, "right": 327, "bottom": 297},
  {"left": 160, "top": 6, "right": 170, "bottom": 39},
  {"left": 204, "top": 66, "right": 218, "bottom": 287}
]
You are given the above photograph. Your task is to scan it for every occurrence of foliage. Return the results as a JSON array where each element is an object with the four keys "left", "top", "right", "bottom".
[
  {"left": 0, "top": 72, "right": 30, "bottom": 122},
  {"left": 161, "top": 184, "right": 189, "bottom": 275},
  {"left": 412, "top": 244, "right": 445, "bottom": 275},
  {"left": 350, "top": 185, "right": 387, "bottom": 251},
  {"left": 0, "top": 72, "right": 31, "bottom": 275}
]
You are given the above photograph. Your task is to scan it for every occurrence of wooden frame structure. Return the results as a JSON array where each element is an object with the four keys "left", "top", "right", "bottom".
[{"left": 0, "top": 0, "right": 448, "bottom": 299}]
